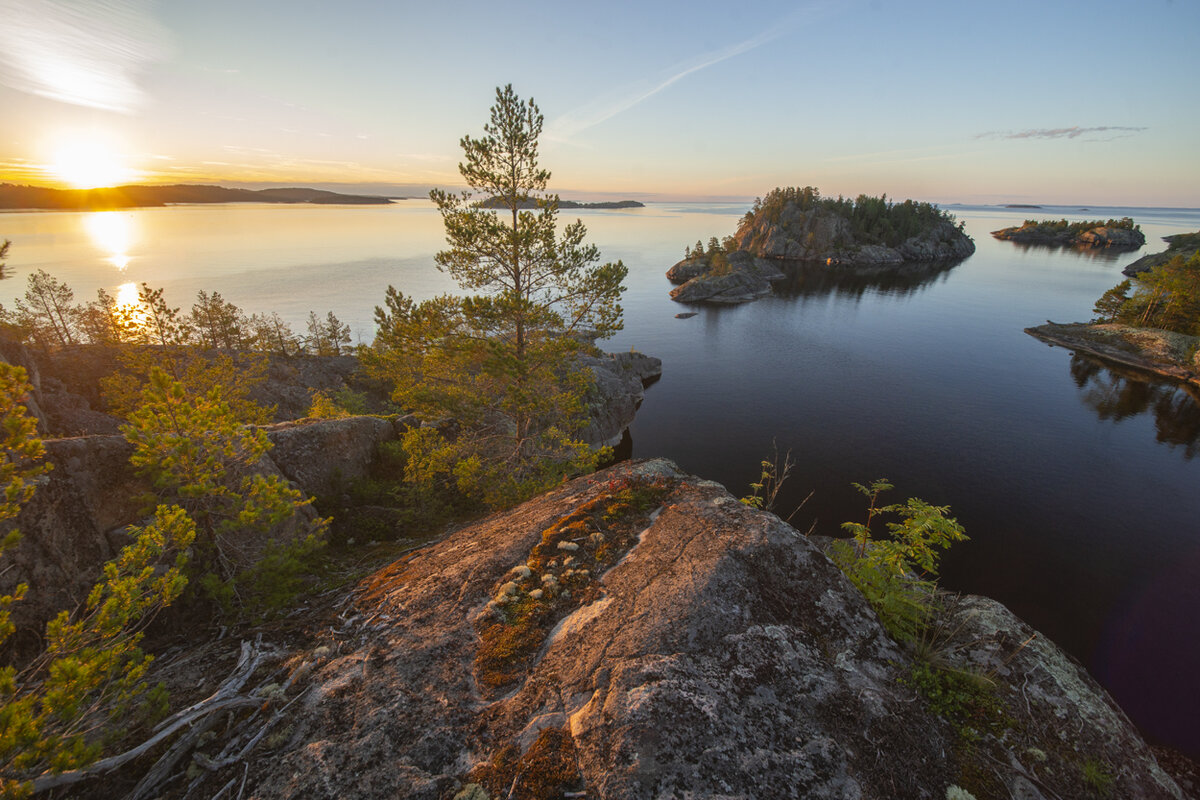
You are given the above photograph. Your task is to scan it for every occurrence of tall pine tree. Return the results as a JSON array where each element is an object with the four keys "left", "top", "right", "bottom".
[{"left": 367, "top": 85, "right": 628, "bottom": 507}]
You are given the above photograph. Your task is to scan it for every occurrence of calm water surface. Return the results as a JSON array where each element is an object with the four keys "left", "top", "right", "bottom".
[{"left": 3, "top": 200, "right": 1199, "bottom": 756}]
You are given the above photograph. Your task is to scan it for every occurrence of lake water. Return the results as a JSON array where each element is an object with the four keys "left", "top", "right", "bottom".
[{"left": 2, "top": 200, "right": 1199, "bottom": 757}]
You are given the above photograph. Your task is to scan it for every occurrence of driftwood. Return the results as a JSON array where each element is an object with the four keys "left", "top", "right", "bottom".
[{"left": 32, "top": 637, "right": 278, "bottom": 795}]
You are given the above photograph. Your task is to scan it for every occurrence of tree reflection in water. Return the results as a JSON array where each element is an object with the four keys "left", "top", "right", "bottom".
[{"left": 1069, "top": 354, "right": 1200, "bottom": 458}]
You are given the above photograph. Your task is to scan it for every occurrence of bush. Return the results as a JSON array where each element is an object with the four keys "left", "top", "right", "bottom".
[{"left": 829, "top": 479, "right": 968, "bottom": 642}]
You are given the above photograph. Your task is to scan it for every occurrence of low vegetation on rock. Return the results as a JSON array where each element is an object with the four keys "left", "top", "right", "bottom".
[{"left": 992, "top": 216, "right": 1145, "bottom": 249}]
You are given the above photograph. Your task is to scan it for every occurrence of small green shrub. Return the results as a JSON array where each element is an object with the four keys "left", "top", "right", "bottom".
[
  {"left": 1082, "top": 758, "right": 1114, "bottom": 797},
  {"left": 830, "top": 479, "right": 967, "bottom": 642}
]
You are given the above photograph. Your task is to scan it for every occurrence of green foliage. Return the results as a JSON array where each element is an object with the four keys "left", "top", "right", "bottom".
[
  {"left": 13, "top": 270, "right": 80, "bottom": 349},
  {"left": 743, "top": 187, "right": 960, "bottom": 248},
  {"left": 1098, "top": 252, "right": 1200, "bottom": 335},
  {"left": 1092, "top": 279, "right": 1132, "bottom": 323},
  {"left": 0, "top": 505, "right": 194, "bottom": 797},
  {"left": 99, "top": 282, "right": 272, "bottom": 423},
  {"left": 1081, "top": 758, "right": 1114, "bottom": 797},
  {"left": 903, "top": 662, "right": 1007, "bottom": 741},
  {"left": 830, "top": 479, "right": 968, "bottom": 642},
  {"left": 0, "top": 365, "right": 51, "bottom": 645},
  {"left": 247, "top": 311, "right": 302, "bottom": 356},
  {"left": 122, "top": 367, "right": 326, "bottom": 617},
  {"left": 307, "top": 387, "right": 368, "bottom": 419},
  {"left": 739, "top": 442, "right": 796, "bottom": 514},
  {"left": 365, "top": 85, "right": 627, "bottom": 508},
  {"left": 0, "top": 366, "right": 193, "bottom": 795},
  {"left": 305, "top": 310, "right": 352, "bottom": 356},
  {"left": 191, "top": 290, "right": 249, "bottom": 350},
  {"left": 1015, "top": 216, "right": 1139, "bottom": 236}
]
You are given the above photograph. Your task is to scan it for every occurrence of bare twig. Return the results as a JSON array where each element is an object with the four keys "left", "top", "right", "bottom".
[{"left": 32, "top": 638, "right": 276, "bottom": 795}]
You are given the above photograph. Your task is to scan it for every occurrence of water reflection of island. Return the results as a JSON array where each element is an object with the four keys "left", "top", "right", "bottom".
[
  {"left": 1069, "top": 354, "right": 1200, "bottom": 458},
  {"left": 771, "top": 257, "right": 963, "bottom": 300}
]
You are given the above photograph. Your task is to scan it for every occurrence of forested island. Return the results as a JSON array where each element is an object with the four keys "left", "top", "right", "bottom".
[
  {"left": 0, "top": 183, "right": 396, "bottom": 210},
  {"left": 667, "top": 186, "right": 975, "bottom": 304},
  {"left": 992, "top": 217, "right": 1146, "bottom": 249}
]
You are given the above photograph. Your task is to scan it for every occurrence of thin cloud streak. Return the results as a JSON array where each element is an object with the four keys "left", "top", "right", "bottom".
[
  {"left": 976, "top": 126, "right": 1147, "bottom": 141},
  {"left": 0, "top": 0, "right": 168, "bottom": 113},
  {"left": 546, "top": 4, "right": 829, "bottom": 142}
]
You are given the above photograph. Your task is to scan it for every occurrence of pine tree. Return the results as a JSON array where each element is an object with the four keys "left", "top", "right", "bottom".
[
  {"left": 0, "top": 364, "right": 193, "bottom": 796},
  {"left": 122, "top": 368, "right": 324, "bottom": 616},
  {"left": 367, "top": 85, "right": 627, "bottom": 507}
]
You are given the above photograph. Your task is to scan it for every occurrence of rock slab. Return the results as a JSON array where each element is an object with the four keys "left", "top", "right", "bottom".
[{"left": 234, "top": 460, "right": 1183, "bottom": 800}]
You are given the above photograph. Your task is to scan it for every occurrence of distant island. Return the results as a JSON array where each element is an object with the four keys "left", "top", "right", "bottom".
[
  {"left": 0, "top": 183, "right": 395, "bottom": 210},
  {"left": 477, "top": 197, "right": 644, "bottom": 210},
  {"left": 1121, "top": 230, "right": 1200, "bottom": 276},
  {"left": 666, "top": 186, "right": 975, "bottom": 304},
  {"left": 1004, "top": 203, "right": 1042, "bottom": 209},
  {"left": 992, "top": 217, "right": 1145, "bottom": 250}
]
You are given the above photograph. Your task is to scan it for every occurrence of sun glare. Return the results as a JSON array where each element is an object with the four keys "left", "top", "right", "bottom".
[
  {"left": 47, "top": 136, "right": 135, "bottom": 189},
  {"left": 83, "top": 211, "right": 136, "bottom": 270}
]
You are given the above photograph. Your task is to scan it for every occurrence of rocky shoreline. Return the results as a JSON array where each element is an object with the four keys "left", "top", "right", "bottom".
[{"left": 1025, "top": 322, "right": 1200, "bottom": 387}]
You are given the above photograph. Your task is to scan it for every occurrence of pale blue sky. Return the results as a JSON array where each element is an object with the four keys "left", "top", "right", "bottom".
[{"left": 1, "top": 0, "right": 1197, "bottom": 205}]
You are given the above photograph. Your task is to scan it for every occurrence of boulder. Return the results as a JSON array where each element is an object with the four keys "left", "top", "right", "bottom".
[
  {"left": 1078, "top": 226, "right": 1146, "bottom": 249},
  {"left": 665, "top": 257, "right": 709, "bottom": 284},
  {"left": 669, "top": 252, "right": 786, "bottom": 305},
  {"left": 229, "top": 460, "right": 1183, "bottom": 800},
  {"left": 263, "top": 415, "right": 409, "bottom": 501}
]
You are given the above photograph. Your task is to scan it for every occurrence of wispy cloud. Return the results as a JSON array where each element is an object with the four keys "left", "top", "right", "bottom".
[
  {"left": 546, "top": 3, "right": 829, "bottom": 142},
  {"left": 976, "top": 126, "right": 1147, "bottom": 141},
  {"left": 0, "top": 0, "right": 169, "bottom": 113}
]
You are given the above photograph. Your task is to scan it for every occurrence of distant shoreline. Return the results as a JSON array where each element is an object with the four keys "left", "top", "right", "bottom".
[{"left": 0, "top": 183, "right": 396, "bottom": 211}]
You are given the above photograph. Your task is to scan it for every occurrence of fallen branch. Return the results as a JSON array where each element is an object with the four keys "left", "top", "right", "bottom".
[{"left": 32, "top": 638, "right": 277, "bottom": 795}]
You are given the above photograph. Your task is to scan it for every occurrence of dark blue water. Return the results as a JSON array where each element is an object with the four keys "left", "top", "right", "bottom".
[{"left": 604, "top": 204, "right": 1200, "bottom": 757}]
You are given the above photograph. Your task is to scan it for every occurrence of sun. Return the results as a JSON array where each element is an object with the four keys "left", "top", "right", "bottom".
[{"left": 46, "top": 135, "right": 136, "bottom": 189}]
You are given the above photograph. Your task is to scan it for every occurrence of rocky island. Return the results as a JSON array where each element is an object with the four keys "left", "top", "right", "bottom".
[
  {"left": 667, "top": 186, "right": 975, "bottom": 304},
  {"left": 992, "top": 217, "right": 1146, "bottom": 250}
]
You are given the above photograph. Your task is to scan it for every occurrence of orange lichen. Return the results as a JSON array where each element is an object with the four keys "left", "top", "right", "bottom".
[
  {"left": 473, "top": 476, "right": 674, "bottom": 694},
  {"left": 470, "top": 728, "right": 583, "bottom": 800}
]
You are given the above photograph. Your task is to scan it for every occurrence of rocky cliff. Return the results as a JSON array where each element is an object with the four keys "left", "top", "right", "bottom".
[{"left": 180, "top": 459, "right": 1183, "bottom": 800}]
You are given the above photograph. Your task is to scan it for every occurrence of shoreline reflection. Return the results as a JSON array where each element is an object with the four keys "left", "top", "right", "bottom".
[{"left": 1069, "top": 354, "right": 1200, "bottom": 458}]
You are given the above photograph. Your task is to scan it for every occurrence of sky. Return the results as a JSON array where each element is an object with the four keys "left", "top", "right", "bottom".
[{"left": 0, "top": 0, "right": 1197, "bottom": 206}]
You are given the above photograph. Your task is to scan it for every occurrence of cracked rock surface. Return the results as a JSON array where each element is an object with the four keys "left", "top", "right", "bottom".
[{"left": 235, "top": 459, "right": 1184, "bottom": 800}]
